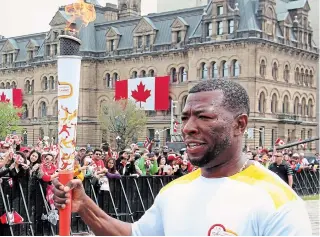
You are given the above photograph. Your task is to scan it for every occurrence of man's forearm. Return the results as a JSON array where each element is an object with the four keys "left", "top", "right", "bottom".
[
  {"left": 288, "top": 175, "right": 293, "bottom": 188},
  {"left": 78, "top": 196, "right": 132, "bottom": 236}
]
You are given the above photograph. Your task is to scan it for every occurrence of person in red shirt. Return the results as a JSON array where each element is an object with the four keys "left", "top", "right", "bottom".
[{"left": 92, "top": 149, "right": 105, "bottom": 169}]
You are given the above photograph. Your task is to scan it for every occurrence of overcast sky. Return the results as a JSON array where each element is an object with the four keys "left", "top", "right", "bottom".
[{"left": 0, "top": 0, "right": 157, "bottom": 38}]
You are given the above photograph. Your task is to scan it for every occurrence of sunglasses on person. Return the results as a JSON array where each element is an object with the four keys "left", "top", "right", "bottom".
[{"left": 95, "top": 153, "right": 102, "bottom": 156}]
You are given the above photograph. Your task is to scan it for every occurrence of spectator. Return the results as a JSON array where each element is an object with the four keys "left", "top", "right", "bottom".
[
  {"left": 135, "top": 152, "right": 158, "bottom": 176},
  {"left": 118, "top": 153, "right": 137, "bottom": 176},
  {"left": 269, "top": 152, "right": 293, "bottom": 188}
]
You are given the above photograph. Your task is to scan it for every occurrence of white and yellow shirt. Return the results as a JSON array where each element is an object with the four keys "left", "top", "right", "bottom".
[{"left": 132, "top": 163, "right": 312, "bottom": 236}]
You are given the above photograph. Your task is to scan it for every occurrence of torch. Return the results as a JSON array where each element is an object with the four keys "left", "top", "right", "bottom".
[{"left": 57, "top": 35, "right": 82, "bottom": 236}]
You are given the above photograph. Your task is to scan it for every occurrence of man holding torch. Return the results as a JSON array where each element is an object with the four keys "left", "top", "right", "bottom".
[{"left": 53, "top": 80, "right": 311, "bottom": 236}]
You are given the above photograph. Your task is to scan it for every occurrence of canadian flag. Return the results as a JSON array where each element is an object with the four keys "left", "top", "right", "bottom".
[
  {"left": 275, "top": 138, "right": 285, "bottom": 146},
  {"left": 0, "top": 89, "right": 23, "bottom": 107},
  {"left": 115, "top": 76, "right": 170, "bottom": 111}
]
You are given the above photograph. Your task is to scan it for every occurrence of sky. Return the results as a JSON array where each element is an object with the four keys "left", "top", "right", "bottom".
[{"left": 0, "top": 0, "right": 157, "bottom": 38}]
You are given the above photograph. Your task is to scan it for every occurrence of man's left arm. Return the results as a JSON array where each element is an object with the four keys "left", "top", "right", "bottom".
[{"left": 286, "top": 164, "right": 294, "bottom": 188}]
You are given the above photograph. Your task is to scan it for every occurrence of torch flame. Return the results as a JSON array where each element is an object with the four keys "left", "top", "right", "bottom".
[{"left": 65, "top": 0, "right": 96, "bottom": 34}]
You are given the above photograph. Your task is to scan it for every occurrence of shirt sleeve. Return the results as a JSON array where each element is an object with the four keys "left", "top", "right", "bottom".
[
  {"left": 286, "top": 164, "right": 293, "bottom": 176},
  {"left": 261, "top": 200, "right": 312, "bottom": 236},
  {"left": 131, "top": 196, "right": 164, "bottom": 236}
]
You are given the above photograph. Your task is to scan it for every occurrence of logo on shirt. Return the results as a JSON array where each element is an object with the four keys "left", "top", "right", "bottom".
[{"left": 207, "top": 224, "right": 237, "bottom": 236}]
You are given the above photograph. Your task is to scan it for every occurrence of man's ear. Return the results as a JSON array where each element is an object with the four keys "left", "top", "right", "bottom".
[{"left": 233, "top": 114, "right": 248, "bottom": 136}]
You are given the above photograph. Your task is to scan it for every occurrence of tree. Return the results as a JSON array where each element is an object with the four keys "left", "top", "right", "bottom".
[
  {"left": 99, "top": 99, "right": 148, "bottom": 150},
  {"left": 0, "top": 103, "right": 23, "bottom": 139}
]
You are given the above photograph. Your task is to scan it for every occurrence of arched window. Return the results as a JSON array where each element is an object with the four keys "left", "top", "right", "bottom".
[
  {"left": 11, "top": 81, "right": 17, "bottom": 89},
  {"left": 222, "top": 61, "right": 228, "bottom": 77},
  {"left": 22, "top": 104, "right": 28, "bottom": 119},
  {"left": 284, "top": 65, "right": 289, "bottom": 82},
  {"left": 25, "top": 81, "right": 30, "bottom": 92},
  {"left": 301, "top": 98, "right": 306, "bottom": 116},
  {"left": 258, "top": 92, "right": 266, "bottom": 113},
  {"left": 295, "top": 68, "right": 300, "bottom": 84},
  {"left": 307, "top": 130, "right": 312, "bottom": 149},
  {"left": 148, "top": 69, "right": 154, "bottom": 77},
  {"left": 113, "top": 73, "right": 118, "bottom": 82},
  {"left": 179, "top": 67, "right": 187, "bottom": 82},
  {"left": 200, "top": 63, "right": 208, "bottom": 79},
  {"left": 181, "top": 95, "right": 188, "bottom": 112},
  {"left": 167, "top": 96, "right": 173, "bottom": 115},
  {"left": 272, "top": 62, "right": 278, "bottom": 80},
  {"left": 283, "top": 95, "right": 289, "bottom": 113},
  {"left": 132, "top": 71, "right": 138, "bottom": 79},
  {"left": 211, "top": 62, "right": 218, "bottom": 79},
  {"left": 300, "top": 69, "right": 304, "bottom": 85},
  {"left": 42, "top": 76, "right": 48, "bottom": 90},
  {"left": 104, "top": 73, "right": 112, "bottom": 88},
  {"left": 50, "top": 76, "right": 55, "bottom": 90},
  {"left": 31, "top": 80, "right": 34, "bottom": 94},
  {"left": 0, "top": 82, "right": 4, "bottom": 89},
  {"left": 6, "top": 82, "right": 11, "bottom": 89},
  {"left": 260, "top": 60, "right": 266, "bottom": 77},
  {"left": 170, "top": 67, "right": 177, "bottom": 83},
  {"left": 39, "top": 101, "right": 47, "bottom": 118},
  {"left": 141, "top": 70, "right": 146, "bottom": 78},
  {"left": 307, "top": 99, "right": 313, "bottom": 117},
  {"left": 304, "top": 70, "right": 309, "bottom": 86},
  {"left": 271, "top": 94, "right": 277, "bottom": 114},
  {"left": 294, "top": 97, "right": 299, "bottom": 115},
  {"left": 54, "top": 101, "right": 58, "bottom": 117},
  {"left": 309, "top": 71, "right": 313, "bottom": 87},
  {"left": 232, "top": 60, "right": 240, "bottom": 77}
]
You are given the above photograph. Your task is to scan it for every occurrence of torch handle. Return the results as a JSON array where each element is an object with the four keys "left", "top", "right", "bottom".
[{"left": 58, "top": 170, "right": 74, "bottom": 236}]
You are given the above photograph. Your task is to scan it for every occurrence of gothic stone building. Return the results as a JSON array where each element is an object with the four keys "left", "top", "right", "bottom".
[{"left": 0, "top": 0, "right": 318, "bottom": 151}]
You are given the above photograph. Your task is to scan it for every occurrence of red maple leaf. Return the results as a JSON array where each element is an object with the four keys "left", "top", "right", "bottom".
[
  {"left": 0, "top": 92, "right": 10, "bottom": 103},
  {"left": 131, "top": 81, "right": 151, "bottom": 108}
]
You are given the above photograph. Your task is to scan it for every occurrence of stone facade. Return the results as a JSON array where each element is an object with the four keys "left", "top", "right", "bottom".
[{"left": 0, "top": 0, "right": 318, "bottom": 151}]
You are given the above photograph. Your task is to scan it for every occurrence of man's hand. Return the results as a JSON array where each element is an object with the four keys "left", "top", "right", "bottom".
[{"left": 52, "top": 178, "right": 88, "bottom": 213}]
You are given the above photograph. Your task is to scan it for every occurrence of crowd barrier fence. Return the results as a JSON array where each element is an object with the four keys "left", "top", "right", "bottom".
[{"left": 0, "top": 170, "right": 318, "bottom": 236}]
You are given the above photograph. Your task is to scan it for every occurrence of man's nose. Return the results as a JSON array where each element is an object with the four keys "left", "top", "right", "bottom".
[{"left": 182, "top": 118, "right": 199, "bottom": 135}]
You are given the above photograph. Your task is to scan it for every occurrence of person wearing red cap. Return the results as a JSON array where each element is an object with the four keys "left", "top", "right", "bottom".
[{"left": 52, "top": 80, "right": 311, "bottom": 236}]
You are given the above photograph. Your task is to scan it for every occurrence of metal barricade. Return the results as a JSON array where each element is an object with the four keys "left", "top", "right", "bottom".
[{"left": 0, "top": 173, "right": 318, "bottom": 236}]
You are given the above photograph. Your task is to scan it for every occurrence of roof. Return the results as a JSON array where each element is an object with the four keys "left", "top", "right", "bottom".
[
  {"left": 0, "top": 0, "right": 316, "bottom": 63},
  {"left": 237, "top": 0, "right": 261, "bottom": 32}
]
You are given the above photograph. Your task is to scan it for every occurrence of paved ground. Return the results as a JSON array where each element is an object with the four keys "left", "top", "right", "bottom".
[{"left": 306, "top": 200, "right": 320, "bottom": 236}]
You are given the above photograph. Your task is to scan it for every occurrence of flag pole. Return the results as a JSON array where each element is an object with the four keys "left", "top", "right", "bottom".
[
  {"left": 57, "top": 35, "right": 82, "bottom": 236},
  {"left": 170, "top": 100, "right": 174, "bottom": 142}
]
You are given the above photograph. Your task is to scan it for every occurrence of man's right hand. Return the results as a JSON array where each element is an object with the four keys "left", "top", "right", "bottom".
[{"left": 52, "top": 178, "right": 88, "bottom": 213}]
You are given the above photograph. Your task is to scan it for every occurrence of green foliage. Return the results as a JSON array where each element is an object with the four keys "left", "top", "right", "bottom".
[
  {"left": 99, "top": 99, "right": 148, "bottom": 150},
  {"left": 0, "top": 103, "right": 23, "bottom": 139}
]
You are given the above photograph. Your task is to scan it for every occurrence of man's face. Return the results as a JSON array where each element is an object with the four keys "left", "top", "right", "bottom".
[
  {"left": 93, "top": 151, "right": 102, "bottom": 160},
  {"left": 275, "top": 153, "right": 283, "bottom": 163},
  {"left": 79, "top": 149, "right": 86, "bottom": 156},
  {"left": 181, "top": 91, "right": 246, "bottom": 168}
]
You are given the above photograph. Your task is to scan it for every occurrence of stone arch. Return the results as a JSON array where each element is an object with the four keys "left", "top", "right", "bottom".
[
  {"left": 269, "top": 88, "right": 280, "bottom": 99},
  {"left": 281, "top": 90, "right": 292, "bottom": 100},
  {"left": 283, "top": 61, "right": 291, "bottom": 70},
  {"left": 178, "top": 91, "right": 189, "bottom": 102},
  {"left": 51, "top": 97, "right": 58, "bottom": 106},
  {"left": 166, "top": 64, "right": 179, "bottom": 74},
  {"left": 301, "top": 93, "right": 308, "bottom": 101},
  {"left": 177, "top": 63, "right": 189, "bottom": 71},
  {"left": 259, "top": 56, "right": 267, "bottom": 64},
  {"left": 98, "top": 95, "right": 110, "bottom": 108},
  {"left": 257, "top": 86, "right": 268, "bottom": 97},
  {"left": 307, "top": 93, "right": 315, "bottom": 103},
  {"left": 271, "top": 58, "right": 279, "bottom": 66},
  {"left": 147, "top": 66, "right": 157, "bottom": 76},
  {"left": 292, "top": 92, "right": 301, "bottom": 103},
  {"left": 266, "top": 5, "right": 275, "bottom": 19},
  {"left": 36, "top": 97, "right": 50, "bottom": 107},
  {"left": 169, "top": 92, "right": 178, "bottom": 101},
  {"left": 129, "top": 67, "right": 139, "bottom": 76},
  {"left": 196, "top": 59, "right": 209, "bottom": 69},
  {"left": 22, "top": 100, "right": 30, "bottom": 108}
]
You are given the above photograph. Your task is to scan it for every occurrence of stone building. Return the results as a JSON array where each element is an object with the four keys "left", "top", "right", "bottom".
[{"left": 0, "top": 0, "right": 318, "bottom": 151}]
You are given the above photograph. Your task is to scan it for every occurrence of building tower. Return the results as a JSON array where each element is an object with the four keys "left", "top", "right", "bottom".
[{"left": 118, "top": 0, "right": 141, "bottom": 19}]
